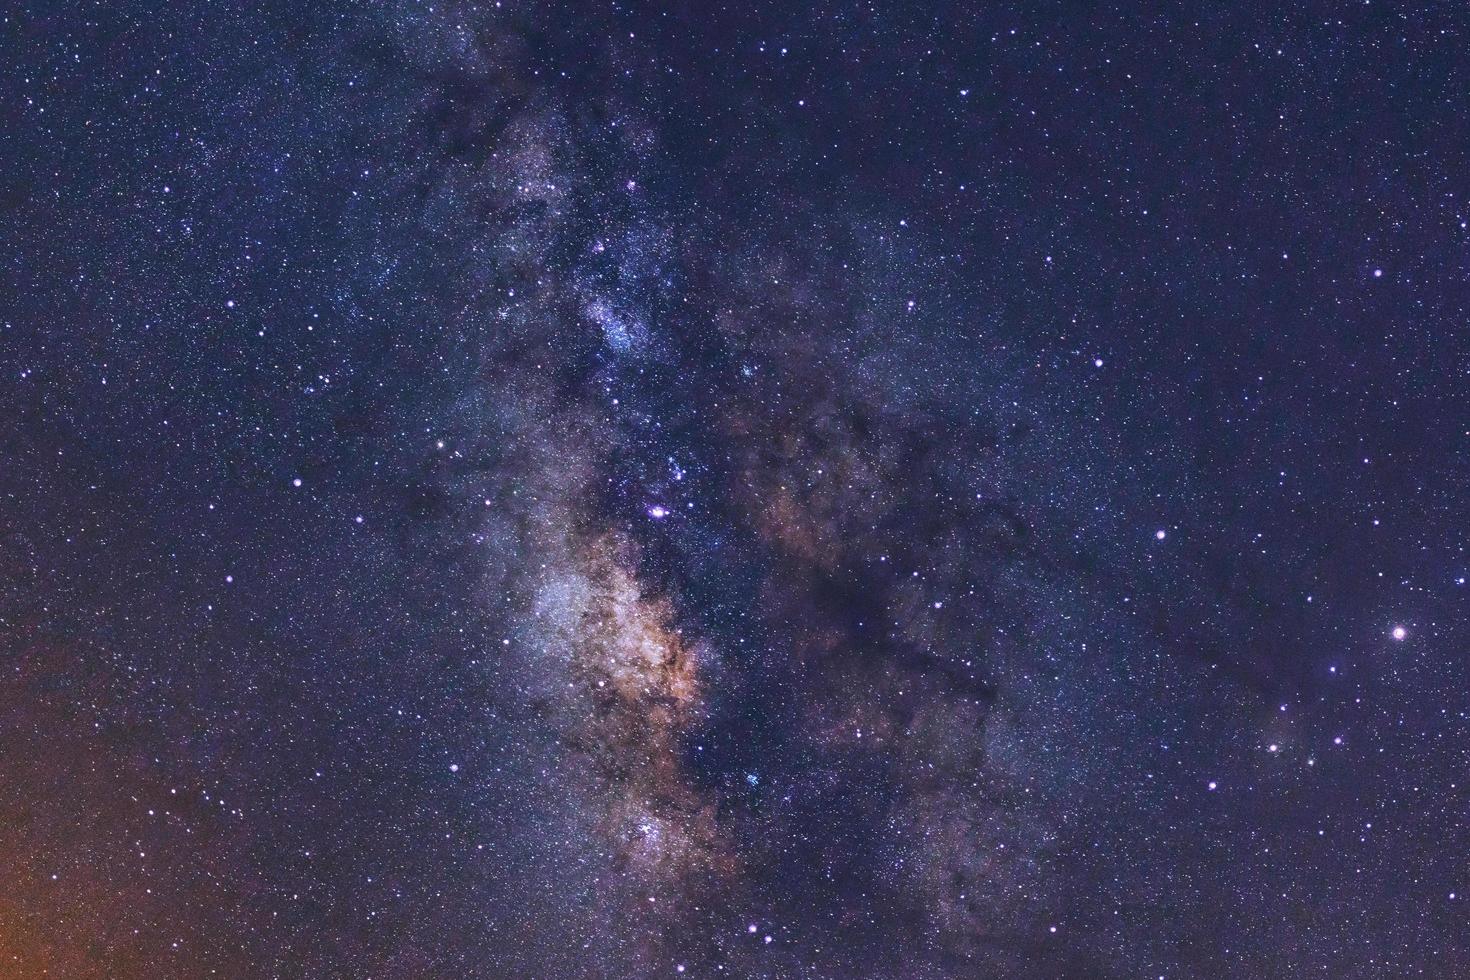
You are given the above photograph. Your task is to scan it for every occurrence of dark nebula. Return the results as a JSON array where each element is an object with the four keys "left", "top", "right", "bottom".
[{"left": 4, "top": 2, "right": 1468, "bottom": 977}]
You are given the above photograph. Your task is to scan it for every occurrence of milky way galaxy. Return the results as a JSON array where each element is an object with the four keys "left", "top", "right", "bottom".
[{"left": 4, "top": 2, "right": 1470, "bottom": 978}]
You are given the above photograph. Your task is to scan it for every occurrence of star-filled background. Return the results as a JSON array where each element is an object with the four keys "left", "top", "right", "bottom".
[{"left": 3, "top": 1, "right": 1468, "bottom": 977}]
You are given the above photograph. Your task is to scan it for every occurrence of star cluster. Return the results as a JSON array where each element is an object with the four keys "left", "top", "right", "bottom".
[{"left": 3, "top": 1, "right": 1468, "bottom": 977}]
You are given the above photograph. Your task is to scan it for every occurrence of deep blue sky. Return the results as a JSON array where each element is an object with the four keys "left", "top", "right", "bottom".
[{"left": 3, "top": 2, "right": 1468, "bottom": 977}]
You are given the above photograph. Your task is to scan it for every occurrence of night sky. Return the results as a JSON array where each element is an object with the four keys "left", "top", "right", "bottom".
[{"left": 4, "top": 2, "right": 1469, "bottom": 977}]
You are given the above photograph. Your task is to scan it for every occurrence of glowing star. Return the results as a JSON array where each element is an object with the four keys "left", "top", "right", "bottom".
[
  {"left": 1392, "top": 626, "right": 1407, "bottom": 640},
  {"left": 1155, "top": 529, "right": 1166, "bottom": 540},
  {"left": 647, "top": 505, "right": 669, "bottom": 520}
]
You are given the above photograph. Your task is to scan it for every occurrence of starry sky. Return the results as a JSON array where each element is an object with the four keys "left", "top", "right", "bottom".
[{"left": 4, "top": 2, "right": 1469, "bottom": 977}]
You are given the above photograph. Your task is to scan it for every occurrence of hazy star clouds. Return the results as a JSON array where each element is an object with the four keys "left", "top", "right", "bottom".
[{"left": 2, "top": 1, "right": 1468, "bottom": 977}]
